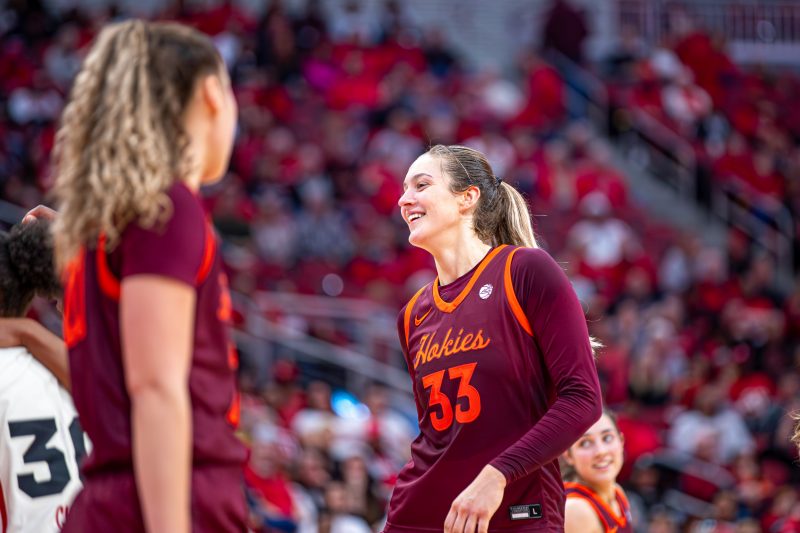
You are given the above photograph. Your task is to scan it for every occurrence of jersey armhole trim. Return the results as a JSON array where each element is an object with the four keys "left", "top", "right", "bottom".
[
  {"left": 565, "top": 481, "right": 629, "bottom": 528},
  {"left": 504, "top": 247, "right": 533, "bottom": 337},
  {"left": 403, "top": 284, "right": 428, "bottom": 350},
  {"left": 565, "top": 484, "right": 611, "bottom": 530},
  {"left": 97, "top": 233, "right": 121, "bottom": 301},
  {"left": 195, "top": 219, "right": 216, "bottom": 285}
]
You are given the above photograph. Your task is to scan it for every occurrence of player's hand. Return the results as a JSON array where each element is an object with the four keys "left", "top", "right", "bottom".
[
  {"left": 22, "top": 204, "right": 57, "bottom": 223},
  {"left": 444, "top": 465, "right": 506, "bottom": 533}
]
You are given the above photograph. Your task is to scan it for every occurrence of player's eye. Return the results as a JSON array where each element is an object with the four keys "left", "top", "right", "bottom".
[
  {"left": 417, "top": 182, "right": 428, "bottom": 190},
  {"left": 603, "top": 434, "right": 615, "bottom": 444},
  {"left": 579, "top": 439, "right": 593, "bottom": 448}
]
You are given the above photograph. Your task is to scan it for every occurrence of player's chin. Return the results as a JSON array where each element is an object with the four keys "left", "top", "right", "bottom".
[{"left": 407, "top": 229, "right": 426, "bottom": 248}]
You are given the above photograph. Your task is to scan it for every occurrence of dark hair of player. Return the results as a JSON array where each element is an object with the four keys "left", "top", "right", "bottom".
[{"left": 0, "top": 220, "right": 60, "bottom": 317}]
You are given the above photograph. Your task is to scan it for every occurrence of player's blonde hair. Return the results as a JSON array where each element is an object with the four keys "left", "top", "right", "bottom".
[
  {"left": 427, "top": 144, "right": 538, "bottom": 248},
  {"left": 51, "top": 20, "right": 223, "bottom": 269}
]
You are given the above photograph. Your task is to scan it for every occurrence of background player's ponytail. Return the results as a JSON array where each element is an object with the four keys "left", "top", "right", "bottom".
[
  {"left": 0, "top": 220, "right": 60, "bottom": 317},
  {"left": 51, "top": 20, "right": 224, "bottom": 269},
  {"left": 427, "top": 144, "right": 538, "bottom": 248}
]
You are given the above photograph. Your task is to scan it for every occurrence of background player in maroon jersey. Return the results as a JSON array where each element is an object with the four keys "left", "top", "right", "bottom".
[
  {"left": 562, "top": 410, "right": 632, "bottom": 533},
  {"left": 15, "top": 19, "right": 245, "bottom": 533},
  {"left": 386, "top": 145, "right": 602, "bottom": 533}
]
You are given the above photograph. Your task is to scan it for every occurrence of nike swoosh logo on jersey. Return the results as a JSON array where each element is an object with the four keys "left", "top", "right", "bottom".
[{"left": 414, "top": 307, "right": 432, "bottom": 326}]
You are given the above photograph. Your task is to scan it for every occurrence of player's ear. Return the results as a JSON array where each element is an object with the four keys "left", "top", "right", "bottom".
[
  {"left": 458, "top": 185, "right": 480, "bottom": 213},
  {"left": 561, "top": 450, "right": 574, "bottom": 465}
]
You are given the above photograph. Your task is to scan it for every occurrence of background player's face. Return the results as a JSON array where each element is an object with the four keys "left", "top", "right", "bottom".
[
  {"left": 399, "top": 153, "right": 465, "bottom": 251},
  {"left": 201, "top": 68, "right": 238, "bottom": 185},
  {"left": 565, "top": 413, "right": 624, "bottom": 488}
]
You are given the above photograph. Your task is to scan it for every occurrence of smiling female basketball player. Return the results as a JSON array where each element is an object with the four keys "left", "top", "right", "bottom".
[{"left": 383, "top": 145, "right": 602, "bottom": 533}]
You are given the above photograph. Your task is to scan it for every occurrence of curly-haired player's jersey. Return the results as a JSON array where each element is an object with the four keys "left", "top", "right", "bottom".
[
  {"left": 383, "top": 245, "right": 602, "bottom": 533},
  {"left": 60, "top": 182, "right": 247, "bottom": 532},
  {"left": 564, "top": 482, "right": 633, "bottom": 533},
  {"left": 0, "top": 347, "right": 87, "bottom": 533}
]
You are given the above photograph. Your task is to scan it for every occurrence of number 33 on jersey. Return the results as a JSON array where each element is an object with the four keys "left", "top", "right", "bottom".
[{"left": 1, "top": 347, "right": 89, "bottom": 533}]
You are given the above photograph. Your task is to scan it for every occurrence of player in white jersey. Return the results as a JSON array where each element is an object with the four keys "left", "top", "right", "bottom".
[{"left": 0, "top": 220, "right": 86, "bottom": 532}]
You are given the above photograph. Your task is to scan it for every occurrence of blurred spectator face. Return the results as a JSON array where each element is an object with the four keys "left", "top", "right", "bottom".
[
  {"left": 324, "top": 481, "right": 349, "bottom": 513},
  {"left": 249, "top": 425, "right": 286, "bottom": 476},
  {"left": 307, "top": 381, "right": 333, "bottom": 411},
  {"left": 563, "top": 413, "right": 624, "bottom": 488},
  {"left": 297, "top": 449, "right": 331, "bottom": 489},
  {"left": 712, "top": 490, "right": 738, "bottom": 522},
  {"left": 695, "top": 384, "right": 723, "bottom": 416},
  {"left": 648, "top": 511, "right": 678, "bottom": 533},
  {"left": 364, "top": 384, "right": 388, "bottom": 414}
]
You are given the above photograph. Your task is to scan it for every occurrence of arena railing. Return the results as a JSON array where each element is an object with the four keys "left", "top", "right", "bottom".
[
  {"left": 231, "top": 291, "right": 414, "bottom": 404},
  {"left": 553, "top": 47, "right": 795, "bottom": 282},
  {"left": 618, "top": 0, "right": 800, "bottom": 65}
]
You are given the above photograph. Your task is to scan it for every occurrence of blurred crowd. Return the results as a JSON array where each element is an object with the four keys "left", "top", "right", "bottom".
[
  {"left": 2, "top": 0, "right": 800, "bottom": 532},
  {"left": 603, "top": 4, "right": 800, "bottom": 260}
]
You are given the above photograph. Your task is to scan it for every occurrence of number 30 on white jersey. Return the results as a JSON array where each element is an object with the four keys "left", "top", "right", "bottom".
[{"left": 1, "top": 347, "right": 88, "bottom": 533}]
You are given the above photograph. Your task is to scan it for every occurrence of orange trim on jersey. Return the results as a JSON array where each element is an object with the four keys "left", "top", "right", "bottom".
[
  {"left": 96, "top": 233, "right": 121, "bottom": 301},
  {"left": 565, "top": 482, "right": 629, "bottom": 530},
  {"left": 503, "top": 247, "right": 533, "bottom": 337},
  {"left": 226, "top": 390, "right": 241, "bottom": 427},
  {"left": 403, "top": 284, "right": 428, "bottom": 350},
  {"left": 432, "top": 245, "right": 507, "bottom": 313},
  {"left": 195, "top": 220, "right": 216, "bottom": 285}
]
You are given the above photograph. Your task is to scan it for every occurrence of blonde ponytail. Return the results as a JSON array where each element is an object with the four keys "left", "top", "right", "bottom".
[{"left": 495, "top": 182, "right": 538, "bottom": 248}]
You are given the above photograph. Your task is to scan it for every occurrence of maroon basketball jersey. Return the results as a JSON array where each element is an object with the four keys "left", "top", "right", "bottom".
[
  {"left": 60, "top": 182, "right": 247, "bottom": 532},
  {"left": 564, "top": 482, "right": 633, "bottom": 533},
  {"left": 384, "top": 245, "right": 602, "bottom": 532}
]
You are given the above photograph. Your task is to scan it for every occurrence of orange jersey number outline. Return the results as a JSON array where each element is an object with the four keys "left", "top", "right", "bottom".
[{"left": 421, "top": 362, "right": 481, "bottom": 431}]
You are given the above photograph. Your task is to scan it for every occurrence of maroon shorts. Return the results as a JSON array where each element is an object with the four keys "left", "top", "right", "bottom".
[{"left": 63, "top": 465, "right": 247, "bottom": 532}]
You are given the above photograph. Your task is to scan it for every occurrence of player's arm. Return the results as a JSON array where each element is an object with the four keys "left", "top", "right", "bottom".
[
  {"left": 564, "top": 498, "right": 603, "bottom": 533},
  {"left": 489, "top": 248, "right": 602, "bottom": 481},
  {"left": 121, "top": 275, "right": 193, "bottom": 533},
  {"left": 0, "top": 318, "right": 70, "bottom": 391}
]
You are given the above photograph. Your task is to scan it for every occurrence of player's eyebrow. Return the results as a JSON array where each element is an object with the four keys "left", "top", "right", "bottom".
[{"left": 402, "top": 173, "right": 433, "bottom": 191}]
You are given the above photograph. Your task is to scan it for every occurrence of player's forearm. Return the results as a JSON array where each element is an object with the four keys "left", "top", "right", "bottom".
[
  {"left": 16, "top": 318, "right": 71, "bottom": 391},
  {"left": 131, "top": 385, "right": 192, "bottom": 533},
  {"left": 489, "top": 381, "right": 602, "bottom": 483}
]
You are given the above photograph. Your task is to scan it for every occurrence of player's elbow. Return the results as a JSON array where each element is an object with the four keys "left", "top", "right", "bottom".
[{"left": 127, "top": 373, "right": 188, "bottom": 406}]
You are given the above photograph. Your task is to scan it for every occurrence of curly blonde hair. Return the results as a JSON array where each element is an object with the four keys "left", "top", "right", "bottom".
[{"left": 51, "top": 20, "right": 223, "bottom": 268}]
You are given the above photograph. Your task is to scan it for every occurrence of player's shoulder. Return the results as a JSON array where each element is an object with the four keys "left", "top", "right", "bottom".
[
  {"left": 399, "top": 281, "right": 432, "bottom": 315},
  {"left": 0, "top": 347, "right": 40, "bottom": 387},
  {"left": 507, "top": 246, "right": 566, "bottom": 285},
  {"left": 507, "top": 246, "right": 556, "bottom": 268},
  {"left": 564, "top": 494, "right": 603, "bottom": 533},
  {"left": 165, "top": 181, "right": 206, "bottom": 224}
]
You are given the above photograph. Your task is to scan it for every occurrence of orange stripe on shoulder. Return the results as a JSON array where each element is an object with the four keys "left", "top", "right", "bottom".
[
  {"left": 504, "top": 247, "right": 533, "bottom": 336},
  {"left": 96, "top": 233, "right": 121, "bottom": 301},
  {"left": 195, "top": 219, "right": 216, "bottom": 285},
  {"left": 403, "top": 284, "right": 428, "bottom": 350},
  {"left": 565, "top": 483, "right": 611, "bottom": 530}
]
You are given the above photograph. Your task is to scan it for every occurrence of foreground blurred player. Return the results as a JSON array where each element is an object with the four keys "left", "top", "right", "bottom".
[
  {"left": 384, "top": 145, "right": 602, "bottom": 533},
  {"left": 45, "top": 20, "right": 244, "bottom": 532},
  {"left": 0, "top": 221, "right": 86, "bottom": 532},
  {"left": 562, "top": 411, "right": 631, "bottom": 533}
]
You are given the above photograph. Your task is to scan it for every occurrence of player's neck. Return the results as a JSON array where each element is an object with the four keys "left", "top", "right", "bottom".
[
  {"left": 584, "top": 480, "right": 617, "bottom": 510},
  {"left": 432, "top": 235, "right": 492, "bottom": 285}
]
